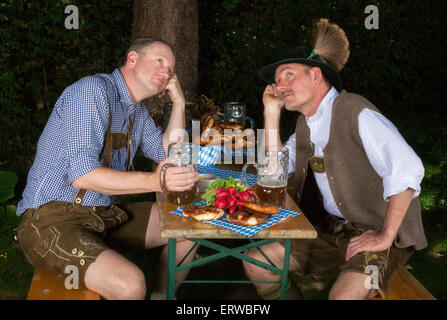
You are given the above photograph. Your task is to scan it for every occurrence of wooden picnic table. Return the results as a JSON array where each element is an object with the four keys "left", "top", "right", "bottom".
[{"left": 156, "top": 163, "right": 317, "bottom": 300}]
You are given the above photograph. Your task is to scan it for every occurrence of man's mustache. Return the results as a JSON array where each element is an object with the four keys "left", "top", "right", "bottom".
[{"left": 279, "top": 89, "right": 294, "bottom": 99}]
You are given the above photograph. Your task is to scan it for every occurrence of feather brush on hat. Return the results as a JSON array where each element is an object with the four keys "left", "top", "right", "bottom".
[{"left": 312, "top": 18, "right": 350, "bottom": 72}]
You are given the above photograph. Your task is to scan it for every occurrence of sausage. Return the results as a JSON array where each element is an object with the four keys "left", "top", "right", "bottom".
[{"left": 242, "top": 201, "right": 280, "bottom": 214}]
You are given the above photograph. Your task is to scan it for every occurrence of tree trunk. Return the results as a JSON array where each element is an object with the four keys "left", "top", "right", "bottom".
[{"left": 131, "top": 0, "right": 199, "bottom": 105}]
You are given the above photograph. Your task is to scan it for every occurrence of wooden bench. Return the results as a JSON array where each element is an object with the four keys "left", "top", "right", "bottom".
[
  {"left": 27, "top": 268, "right": 100, "bottom": 300},
  {"left": 27, "top": 266, "right": 433, "bottom": 300},
  {"left": 373, "top": 267, "right": 435, "bottom": 300}
]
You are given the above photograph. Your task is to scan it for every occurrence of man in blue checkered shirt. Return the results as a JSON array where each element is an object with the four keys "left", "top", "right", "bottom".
[{"left": 16, "top": 38, "right": 198, "bottom": 300}]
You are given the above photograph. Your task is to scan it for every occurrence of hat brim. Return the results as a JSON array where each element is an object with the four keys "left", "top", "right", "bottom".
[{"left": 257, "top": 58, "right": 343, "bottom": 91}]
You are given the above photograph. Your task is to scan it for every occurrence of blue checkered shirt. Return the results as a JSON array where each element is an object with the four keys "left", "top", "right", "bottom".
[{"left": 17, "top": 69, "right": 166, "bottom": 215}]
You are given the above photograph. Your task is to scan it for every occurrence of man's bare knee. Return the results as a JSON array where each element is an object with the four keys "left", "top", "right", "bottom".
[
  {"left": 329, "top": 271, "right": 373, "bottom": 300},
  {"left": 85, "top": 250, "right": 147, "bottom": 300},
  {"left": 242, "top": 243, "right": 291, "bottom": 276},
  {"left": 118, "top": 268, "right": 146, "bottom": 300}
]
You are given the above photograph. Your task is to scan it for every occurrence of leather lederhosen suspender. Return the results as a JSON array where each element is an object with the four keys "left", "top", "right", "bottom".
[{"left": 73, "top": 76, "right": 134, "bottom": 207}]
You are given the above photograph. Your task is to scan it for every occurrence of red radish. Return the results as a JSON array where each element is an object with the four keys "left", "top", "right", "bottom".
[
  {"left": 246, "top": 189, "right": 255, "bottom": 196},
  {"left": 237, "top": 198, "right": 244, "bottom": 210},
  {"left": 228, "top": 205, "right": 237, "bottom": 214},
  {"left": 245, "top": 197, "right": 254, "bottom": 203},
  {"left": 239, "top": 191, "right": 249, "bottom": 200},
  {"left": 227, "top": 187, "right": 237, "bottom": 195},
  {"left": 214, "top": 188, "right": 225, "bottom": 194},
  {"left": 216, "top": 190, "right": 229, "bottom": 198},
  {"left": 214, "top": 198, "right": 227, "bottom": 208},
  {"left": 227, "top": 197, "right": 237, "bottom": 206}
]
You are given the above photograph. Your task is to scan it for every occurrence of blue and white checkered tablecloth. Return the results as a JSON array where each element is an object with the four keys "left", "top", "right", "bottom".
[
  {"left": 197, "top": 166, "right": 257, "bottom": 186},
  {"left": 169, "top": 200, "right": 301, "bottom": 237},
  {"left": 222, "top": 145, "right": 256, "bottom": 157}
]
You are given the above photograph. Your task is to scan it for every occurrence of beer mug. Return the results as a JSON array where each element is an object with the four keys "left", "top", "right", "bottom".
[
  {"left": 241, "top": 147, "right": 289, "bottom": 207},
  {"left": 224, "top": 102, "right": 255, "bottom": 129},
  {"left": 160, "top": 142, "right": 198, "bottom": 204}
]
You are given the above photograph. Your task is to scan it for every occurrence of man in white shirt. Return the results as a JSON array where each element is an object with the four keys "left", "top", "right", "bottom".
[{"left": 243, "top": 19, "right": 426, "bottom": 300}]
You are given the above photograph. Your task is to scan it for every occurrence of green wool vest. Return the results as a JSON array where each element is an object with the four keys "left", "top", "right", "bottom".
[{"left": 294, "top": 90, "right": 427, "bottom": 250}]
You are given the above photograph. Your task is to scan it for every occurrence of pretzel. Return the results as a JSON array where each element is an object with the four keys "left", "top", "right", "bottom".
[
  {"left": 201, "top": 115, "right": 214, "bottom": 133},
  {"left": 182, "top": 205, "right": 225, "bottom": 221},
  {"left": 227, "top": 209, "right": 269, "bottom": 226}
]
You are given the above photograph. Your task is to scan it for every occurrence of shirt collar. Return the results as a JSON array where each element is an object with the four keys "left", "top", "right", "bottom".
[
  {"left": 306, "top": 86, "right": 339, "bottom": 124},
  {"left": 111, "top": 68, "right": 135, "bottom": 107}
]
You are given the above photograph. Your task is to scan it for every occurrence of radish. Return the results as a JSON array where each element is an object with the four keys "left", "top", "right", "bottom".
[
  {"left": 228, "top": 205, "right": 237, "bottom": 214},
  {"left": 246, "top": 189, "right": 255, "bottom": 196},
  {"left": 216, "top": 190, "right": 229, "bottom": 198},
  {"left": 227, "top": 196, "right": 237, "bottom": 206},
  {"left": 214, "top": 188, "right": 225, "bottom": 194},
  {"left": 227, "top": 187, "right": 237, "bottom": 195},
  {"left": 239, "top": 191, "right": 249, "bottom": 200},
  {"left": 214, "top": 198, "right": 227, "bottom": 208},
  {"left": 237, "top": 198, "right": 244, "bottom": 210}
]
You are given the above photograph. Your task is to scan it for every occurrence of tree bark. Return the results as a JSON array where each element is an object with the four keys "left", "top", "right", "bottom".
[{"left": 131, "top": 0, "right": 199, "bottom": 105}]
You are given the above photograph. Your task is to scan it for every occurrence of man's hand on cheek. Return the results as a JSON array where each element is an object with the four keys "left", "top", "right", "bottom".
[
  {"left": 263, "top": 84, "right": 284, "bottom": 113},
  {"left": 162, "top": 74, "right": 185, "bottom": 107}
]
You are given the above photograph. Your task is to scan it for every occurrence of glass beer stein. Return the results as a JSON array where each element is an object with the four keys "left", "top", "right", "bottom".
[
  {"left": 224, "top": 102, "right": 255, "bottom": 128},
  {"left": 241, "top": 147, "right": 289, "bottom": 207},
  {"left": 160, "top": 142, "right": 198, "bottom": 204}
]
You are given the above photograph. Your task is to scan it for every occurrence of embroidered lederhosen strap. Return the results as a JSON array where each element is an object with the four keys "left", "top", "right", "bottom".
[
  {"left": 308, "top": 142, "right": 325, "bottom": 173},
  {"left": 73, "top": 76, "right": 134, "bottom": 207}
]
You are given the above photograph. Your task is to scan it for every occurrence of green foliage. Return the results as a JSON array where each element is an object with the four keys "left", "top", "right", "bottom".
[
  {"left": 0, "top": 0, "right": 133, "bottom": 195},
  {"left": 0, "top": 171, "right": 18, "bottom": 203},
  {"left": 423, "top": 160, "right": 447, "bottom": 209},
  {"left": 0, "top": 171, "right": 20, "bottom": 227}
]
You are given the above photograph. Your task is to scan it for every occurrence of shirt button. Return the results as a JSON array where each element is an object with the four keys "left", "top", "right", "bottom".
[
  {"left": 78, "top": 251, "right": 84, "bottom": 257},
  {"left": 72, "top": 248, "right": 77, "bottom": 255},
  {"left": 80, "top": 259, "right": 85, "bottom": 266}
]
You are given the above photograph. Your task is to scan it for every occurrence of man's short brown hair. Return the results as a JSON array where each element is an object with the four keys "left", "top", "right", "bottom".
[{"left": 120, "top": 37, "right": 172, "bottom": 67}]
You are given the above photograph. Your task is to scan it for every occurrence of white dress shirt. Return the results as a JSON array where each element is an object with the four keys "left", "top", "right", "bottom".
[{"left": 283, "top": 87, "right": 424, "bottom": 218}]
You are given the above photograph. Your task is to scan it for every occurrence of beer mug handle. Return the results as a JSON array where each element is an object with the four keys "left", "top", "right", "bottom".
[
  {"left": 159, "top": 163, "right": 176, "bottom": 193},
  {"left": 245, "top": 116, "right": 255, "bottom": 129},
  {"left": 241, "top": 163, "right": 255, "bottom": 186}
]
